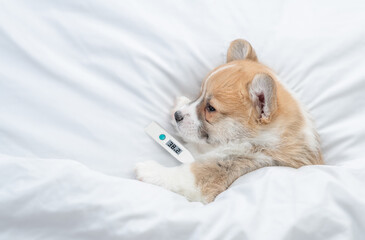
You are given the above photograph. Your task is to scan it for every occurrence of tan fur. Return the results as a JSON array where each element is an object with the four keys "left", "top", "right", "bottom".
[
  {"left": 191, "top": 155, "right": 267, "bottom": 203},
  {"left": 191, "top": 39, "right": 323, "bottom": 202},
  {"left": 227, "top": 39, "right": 258, "bottom": 62}
]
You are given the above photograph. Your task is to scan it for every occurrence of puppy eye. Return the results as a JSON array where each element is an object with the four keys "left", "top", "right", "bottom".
[{"left": 206, "top": 104, "right": 216, "bottom": 112}]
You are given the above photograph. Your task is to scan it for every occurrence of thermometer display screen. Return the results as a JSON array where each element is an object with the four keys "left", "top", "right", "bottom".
[{"left": 166, "top": 140, "right": 182, "bottom": 155}]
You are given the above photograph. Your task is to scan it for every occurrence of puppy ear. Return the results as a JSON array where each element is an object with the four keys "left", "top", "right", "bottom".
[
  {"left": 249, "top": 73, "right": 277, "bottom": 124},
  {"left": 227, "top": 39, "right": 258, "bottom": 62}
]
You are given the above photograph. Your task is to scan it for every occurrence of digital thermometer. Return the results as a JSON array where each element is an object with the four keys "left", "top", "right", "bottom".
[{"left": 145, "top": 122, "right": 195, "bottom": 163}]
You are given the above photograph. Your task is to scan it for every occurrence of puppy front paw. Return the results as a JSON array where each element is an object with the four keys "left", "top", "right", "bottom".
[{"left": 135, "top": 161, "right": 166, "bottom": 186}]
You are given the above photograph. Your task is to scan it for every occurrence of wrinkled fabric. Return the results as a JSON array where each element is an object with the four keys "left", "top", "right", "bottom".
[{"left": 0, "top": 0, "right": 365, "bottom": 239}]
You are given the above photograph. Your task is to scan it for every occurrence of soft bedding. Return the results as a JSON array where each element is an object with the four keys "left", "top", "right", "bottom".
[{"left": 1, "top": 0, "right": 365, "bottom": 239}]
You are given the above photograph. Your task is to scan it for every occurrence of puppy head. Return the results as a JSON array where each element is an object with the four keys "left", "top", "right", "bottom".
[{"left": 173, "top": 39, "right": 278, "bottom": 145}]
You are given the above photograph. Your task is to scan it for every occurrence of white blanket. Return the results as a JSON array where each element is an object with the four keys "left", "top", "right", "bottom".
[{"left": 1, "top": 0, "right": 365, "bottom": 239}]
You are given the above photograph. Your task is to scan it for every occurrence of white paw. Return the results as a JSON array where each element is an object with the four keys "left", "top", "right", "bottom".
[{"left": 135, "top": 161, "right": 166, "bottom": 186}]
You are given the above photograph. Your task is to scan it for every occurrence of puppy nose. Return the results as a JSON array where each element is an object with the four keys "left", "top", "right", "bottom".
[{"left": 174, "top": 111, "right": 184, "bottom": 122}]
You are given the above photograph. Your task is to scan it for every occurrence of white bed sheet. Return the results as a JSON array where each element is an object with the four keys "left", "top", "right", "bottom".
[{"left": 1, "top": 0, "right": 365, "bottom": 239}]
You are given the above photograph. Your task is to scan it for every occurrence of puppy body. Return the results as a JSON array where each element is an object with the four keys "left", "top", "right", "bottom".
[{"left": 136, "top": 39, "right": 323, "bottom": 203}]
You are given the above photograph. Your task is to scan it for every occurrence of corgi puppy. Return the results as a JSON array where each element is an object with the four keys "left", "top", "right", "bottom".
[{"left": 136, "top": 39, "right": 323, "bottom": 203}]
